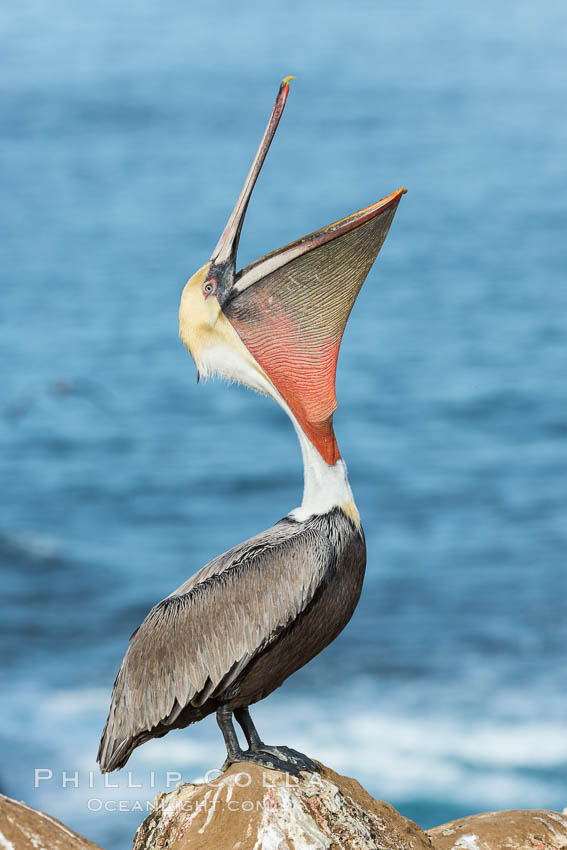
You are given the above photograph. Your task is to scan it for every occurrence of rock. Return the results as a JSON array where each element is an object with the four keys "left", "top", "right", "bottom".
[
  {"left": 133, "top": 760, "right": 432, "bottom": 850},
  {"left": 0, "top": 793, "right": 102, "bottom": 850},
  {"left": 428, "top": 809, "right": 567, "bottom": 850},
  {"left": 3, "top": 768, "right": 566, "bottom": 850}
]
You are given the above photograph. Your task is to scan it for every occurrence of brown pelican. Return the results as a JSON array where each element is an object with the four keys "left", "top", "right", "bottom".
[{"left": 98, "top": 78, "right": 406, "bottom": 775}]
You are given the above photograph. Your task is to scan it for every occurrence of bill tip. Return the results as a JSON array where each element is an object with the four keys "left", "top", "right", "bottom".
[{"left": 281, "top": 75, "right": 295, "bottom": 86}]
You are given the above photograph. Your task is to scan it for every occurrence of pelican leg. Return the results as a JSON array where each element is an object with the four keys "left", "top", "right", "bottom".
[
  {"left": 234, "top": 706, "right": 319, "bottom": 774},
  {"left": 216, "top": 705, "right": 241, "bottom": 760},
  {"left": 233, "top": 706, "right": 262, "bottom": 747},
  {"left": 216, "top": 705, "right": 299, "bottom": 775}
]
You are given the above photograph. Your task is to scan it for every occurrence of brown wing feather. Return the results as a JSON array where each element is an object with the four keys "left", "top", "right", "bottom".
[{"left": 97, "top": 517, "right": 332, "bottom": 772}]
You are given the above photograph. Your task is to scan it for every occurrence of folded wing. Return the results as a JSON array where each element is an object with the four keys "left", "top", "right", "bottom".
[{"left": 97, "top": 518, "right": 332, "bottom": 771}]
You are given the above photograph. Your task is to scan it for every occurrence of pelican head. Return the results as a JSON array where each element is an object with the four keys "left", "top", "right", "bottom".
[{"left": 179, "top": 77, "right": 406, "bottom": 465}]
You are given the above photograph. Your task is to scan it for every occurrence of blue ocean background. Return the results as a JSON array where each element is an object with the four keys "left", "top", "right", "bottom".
[{"left": 1, "top": 1, "right": 566, "bottom": 847}]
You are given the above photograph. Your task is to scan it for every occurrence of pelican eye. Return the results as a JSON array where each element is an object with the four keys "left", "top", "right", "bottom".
[{"left": 203, "top": 279, "right": 217, "bottom": 297}]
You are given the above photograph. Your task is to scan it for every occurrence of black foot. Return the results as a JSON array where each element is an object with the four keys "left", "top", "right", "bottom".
[
  {"left": 222, "top": 748, "right": 301, "bottom": 776},
  {"left": 219, "top": 706, "right": 319, "bottom": 778},
  {"left": 251, "top": 744, "right": 319, "bottom": 774}
]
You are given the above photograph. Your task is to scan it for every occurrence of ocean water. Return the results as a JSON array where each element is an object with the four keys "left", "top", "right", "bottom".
[{"left": 1, "top": 0, "right": 567, "bottom": 847}]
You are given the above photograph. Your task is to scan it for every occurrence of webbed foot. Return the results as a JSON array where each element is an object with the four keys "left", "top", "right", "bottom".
[
  {"left": 251, "top": 744, "right": 319, "bottom": 774},
  {"left": 222, "top": 747, "right": 300, "bottom": 776}
]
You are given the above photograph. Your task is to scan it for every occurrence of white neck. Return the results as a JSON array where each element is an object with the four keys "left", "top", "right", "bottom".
[
  {"left": 289, "top": 423, "right": 359, "bottom": 525},
  {"left": 190, "top": 329, "right": 359, "bottom": 525}
]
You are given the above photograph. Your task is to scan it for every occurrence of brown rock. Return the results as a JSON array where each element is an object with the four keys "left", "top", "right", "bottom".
[
  {"left": 428, "top": 809, "right": 567, "bottom": 850},
  {"left": 0, "top": 793, "right": 103, "bottom": 849},
  {"left": 133, "top": 761, "right": 432, "bottom": 850}
]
